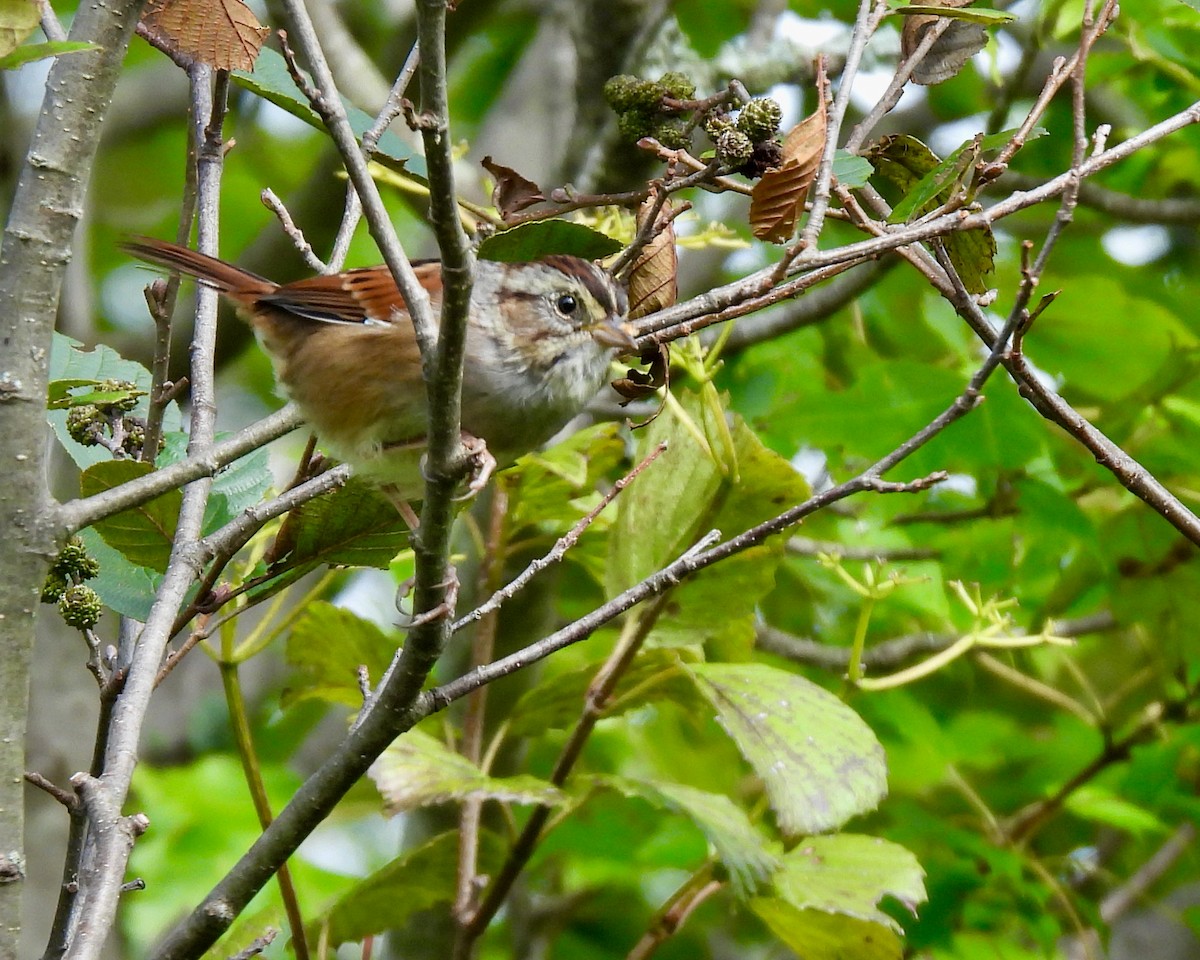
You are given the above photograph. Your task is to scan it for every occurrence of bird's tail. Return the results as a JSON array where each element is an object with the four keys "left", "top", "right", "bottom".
[{"left": 122, "top": 237, "right": 276, "bottom": 301}]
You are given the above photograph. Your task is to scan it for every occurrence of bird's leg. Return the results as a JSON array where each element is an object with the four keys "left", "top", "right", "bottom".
[
  {"left": 393, "top": 566, "right": 461, "bottom": 628},
  {"left": 381, "top": 484, "right": 422, "bottom": 530},
  {"left": 418, "top": 431, "right": 498, "bottom": 502},
  {"left": 455, "top": 431, "right": 497, "bottom": 501}
]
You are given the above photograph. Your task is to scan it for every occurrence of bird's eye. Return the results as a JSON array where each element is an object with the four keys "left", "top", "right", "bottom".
[{"left": 554, "top": 294, "right": 578, "bottom": 317}]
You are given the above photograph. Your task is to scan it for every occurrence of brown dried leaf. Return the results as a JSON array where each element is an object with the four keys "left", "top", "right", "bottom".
[
  {"left": 627, "top": 197, "right": 678, "bottom": 320},
  {"left": 900, "top": 0, "right": 987, "bottom": 85},
  {"left": 612, "top": 343, "right": 670, "bottom": 404},
  {"left": 481, "top": 155, "right": 545, "bottom": 221},
  {"left": 749, "top": 82, "right": 828, "bottom": 244},
  {"left": 140, "top": 0, "right": 267, "bottom": 72}
]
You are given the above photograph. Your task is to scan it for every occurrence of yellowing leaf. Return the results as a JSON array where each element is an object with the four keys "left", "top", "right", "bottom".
[
  {"left": 0, "top": 0, "right": 39, "bottom": 60},
  {"left": 140, "top": 0, "right": 267, "bottom": 72},
  {"left": 750, "top": 80, "right": 828, "bottom": 243},
  {"left": 369, "top": 729, "right": 565, "bottom": 814}
]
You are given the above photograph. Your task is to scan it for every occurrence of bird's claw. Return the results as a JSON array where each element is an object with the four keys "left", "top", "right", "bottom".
[
  {"left": 454, "top": 432, "right": 497, "bottom": 502},
  {"left": 394, "top": 567, "right": 460, "bottom": 629}
]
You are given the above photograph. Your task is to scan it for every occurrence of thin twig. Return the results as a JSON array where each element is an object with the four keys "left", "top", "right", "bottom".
[
  {"left": 261, "top": 188, "right": 326, "bottom": 271},
  {"left": 453, "top": 442, "right": 669, "bottom": 631}
]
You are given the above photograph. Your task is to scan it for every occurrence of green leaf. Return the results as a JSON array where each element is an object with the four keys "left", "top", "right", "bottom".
[
  {"left": 477, "top": 220, "right": 624, "bottom": 262},
  {"left": 1063, "top": 785, "right": 1169, "bottom": 835},
  {"left": 608, "top": 390, "right": 726, "bottom": 598},
  {"left": 894, "top": 126, "right": 1048, "bottom": 228},
  {"left": 649, "top": 545, "right": 780, "bottom": 654},
  {"left": 1023, "top": 275, "right": 1198, "bottom": 402},
  {"left": 674, "top": 0, "right": 754, "bottom": 55},
  {"left": 774, "top": 834, "right": 926, "bottom": 926},
  {"left": 155, "top": 432, "right": 273, "bottom": 536},
  {"left": 685, "top": 662, "right": 888, "bottom": 836},
  {"left": 592, "top": 775, "right": 782, "bottom": 897},
  {"left": 506, "top": 422, "right": 627, "bottom": 531},
  {"left": 77, "top": 528, "right": 161, "bottom": 621},
  {"left": 231, "top": 47, "right": 425, "bottom": 174},
  {"left": 278, "top": 476, "right": 410, "bottom": 569},
  {"left": 0, "top": 39, "right": 94, "bottom": 69},
  {"left": 284, "top": 602, "right": 400, "bottom": 706},
  {"left": 311, "top": 831, "right": 504, "bottom": 949},
  {"left": 942, "top": 226, "right": 996, "bottom": 296},
  {"left": 752, "top": 896, "right": 904, "bottom": 960},
  {"left": 49, "top": 333, "right": 181, "bottom": 469},
  {"left": 509, "top": 647, "right": 704, "bottom": 737},
  {"left": 834, "top": 150, "right": 875, "bottom": 188},
  {"left": 206, "top": 446, "right": 272, "bottom": 533},
  {"left": 80, "top": 461, "right": 181, "bottom": 574},
  {"left": 608, "top": 389, "right": 809, "bottom": 599},
  {"left": 0, "top": 0, "right": 38, "bottom": 59},
  {"left": 368, "top": 728, "right": 565, "bottom": 813},
  {"left": 889, "top": 4, "right": 1016, "bottom": 23},
  {"left": 46, "top": 379, "right": 145, "bottom": 411},
  {"left": 868, "top": 134, "right": 997, "bottom": 293}
]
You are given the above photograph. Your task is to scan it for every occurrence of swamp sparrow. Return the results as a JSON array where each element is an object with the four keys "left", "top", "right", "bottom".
[{"left": 125, "top": 237, "right": 636, "bottom": 497}]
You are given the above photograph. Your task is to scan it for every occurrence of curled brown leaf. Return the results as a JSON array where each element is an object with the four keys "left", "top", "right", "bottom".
[
  {"left": 900, "top": 0, "right": 986, "bottom": 85},
  {"left": 749, "top": 73, "right": 828, "bottom": 244},
  {"left": 627, "top": 196, "right": 679, "bottom": 320},
  {"left": 481, "top": 155, "right": 546, "bottom": 221}
]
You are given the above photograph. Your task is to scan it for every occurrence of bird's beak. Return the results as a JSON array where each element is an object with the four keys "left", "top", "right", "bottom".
[{"left": 591, "top": 317, "right": 639, "bottom": 354}]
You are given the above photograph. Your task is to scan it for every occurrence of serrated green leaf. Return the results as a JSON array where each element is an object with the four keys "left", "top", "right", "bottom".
[
  {"left": 774, "top": 834, "right": 926, "bottom": 925},
  {"left": 890, "top": 4, "right": 1016, "bottom": 22},
  {"left": 80, "top": 461, "right": 181, "bottom": 574},
  {"left": 752, "top": 896, "right": 904, "bottom": 960},
  {"left": 478, "top": 220, "right": 623, "bottom": 263},
  {"left": 509, "top": 647, "right": 704, "bottom": 737},
  {"left": 0, "top": 0, "right": 39, "bottom": 59},
  {"left": 206, "top": 446, "right": 272, "bottom": 532},
  {"left": 686, "top": 663, "right": 888, "bottom": 836},
  {"left": 155, "top": 432, "right": 273, "bottom": 536},
  {"left": 0, "top": 38, "right": 94, "bottom": 69},
  {"left": 868, "top": 135, "right": 941, "bottom": 197},
  {"left": 592, "top": 775, "right": 782, "bottom": 897},
  {"left": 279, "top": 476, "right": 409, "bottom": 569},
  {"left": 369, "top": 728, "right": 565, "bottom": 813},
  {"left": 310, "top": 831, "right": 504, "bottom": 948},
  {"left": 284, "top": 601, "right": 400, "bottom": 706},
  {"left": 231, "top": 47, "right": 424, "bottom": 174}
]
